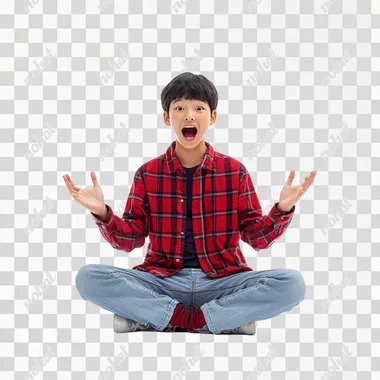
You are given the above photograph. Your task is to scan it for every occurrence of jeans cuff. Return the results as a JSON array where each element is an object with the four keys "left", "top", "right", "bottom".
[
  {"left": 200, "top": 302, "right": 219, "bottom": 334},
  {"left": 156, "top": 298, "right": 179, "bottom": 331}
]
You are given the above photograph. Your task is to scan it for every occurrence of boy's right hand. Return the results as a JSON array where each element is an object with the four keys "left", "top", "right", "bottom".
[{"left": 63, "top": 171, "right": 106, "bottom": 216}]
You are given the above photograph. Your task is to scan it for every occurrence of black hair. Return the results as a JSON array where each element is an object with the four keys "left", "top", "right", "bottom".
[{"left": 161, "top": 72, "right": 218, "bottom": 116}]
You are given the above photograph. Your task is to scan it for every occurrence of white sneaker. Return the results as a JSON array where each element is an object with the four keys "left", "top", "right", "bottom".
[
  {"left": 221, "top": 321, "right": 256, "bottom": 335},
  {"left": 162, "top": 323, "right": 188, "bottom": 333},
  {"left": 113, "top": 314, "right": 155, "bottom": 333}
]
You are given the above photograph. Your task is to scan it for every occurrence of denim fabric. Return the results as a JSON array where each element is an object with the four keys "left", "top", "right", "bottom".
[{"left": 76, "top": 265, "right": 306, "bottom": 335}]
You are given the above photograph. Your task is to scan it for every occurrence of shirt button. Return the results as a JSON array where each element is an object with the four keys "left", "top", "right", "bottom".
[
  {"left": 180, "top": 199, "right": 184, "bottom": 202},
  {"left": 181, "top": 231, "right": 184, "bottom": 235},
  {"left": 176, "top": 259, "right": 180, "bottom": 262}
]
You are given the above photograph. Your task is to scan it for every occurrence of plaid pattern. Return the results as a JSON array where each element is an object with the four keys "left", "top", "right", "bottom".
[{"left": 91, "top": 140, "right": 295, "bottom": 278}]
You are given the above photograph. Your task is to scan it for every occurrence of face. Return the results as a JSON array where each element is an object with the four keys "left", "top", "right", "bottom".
[{"left": 163, "top": 98, "right": 217, "bottom": 148}]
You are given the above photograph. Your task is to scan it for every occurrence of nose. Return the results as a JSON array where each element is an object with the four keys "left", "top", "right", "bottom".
[{"left": 184, "top": 114, "right": 195, "bottom": 121}]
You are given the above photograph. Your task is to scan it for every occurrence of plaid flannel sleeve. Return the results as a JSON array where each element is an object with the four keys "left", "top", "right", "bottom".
[
  {"left": 238, "top": 164, "right": 295, "bottom": 251},
  {"left": 91, "top": 168, "right": 150, "bottom": 252}
]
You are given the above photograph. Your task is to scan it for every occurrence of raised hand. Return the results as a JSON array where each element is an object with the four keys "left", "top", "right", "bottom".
[
  {"left": 277, "top": 170, "right": 317, "bottom": 212},
  {"left": 63, "top": 171, "right": 106, "bottom": 215}
]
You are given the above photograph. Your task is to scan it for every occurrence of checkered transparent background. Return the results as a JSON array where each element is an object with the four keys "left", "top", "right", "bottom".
[{"left": 0, "top": 0, "right": 379, "bottom": 379}]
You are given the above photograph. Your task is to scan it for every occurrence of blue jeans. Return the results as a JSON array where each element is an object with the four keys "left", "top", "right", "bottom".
[{"left": 75, "top": 264, "right": 306, "bottom": 335}]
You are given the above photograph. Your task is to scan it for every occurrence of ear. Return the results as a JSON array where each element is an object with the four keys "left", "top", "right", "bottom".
[
  {"left": 163, "top": 111, "right": 171, "bottom": 126},
  {"left": 209, "top": 110, "right": 217, "bottom": 126}
]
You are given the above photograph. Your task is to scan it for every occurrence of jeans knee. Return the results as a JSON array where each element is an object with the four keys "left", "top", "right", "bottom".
[
  {"left": 285, "top": 269, "right": 306, "bottom": 304},
  {"left": 75, "top": 264, "right": 97, "bottom": 297}
]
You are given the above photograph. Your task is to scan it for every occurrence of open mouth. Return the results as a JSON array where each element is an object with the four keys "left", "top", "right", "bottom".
[{"left": 181, "top": 126, "right": 198, "bottom": 141}]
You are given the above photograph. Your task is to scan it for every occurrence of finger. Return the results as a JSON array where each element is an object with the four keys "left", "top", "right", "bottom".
[
  {"left": 63, "top": 175, "right": 72, "bottom": 190},
  {"left": 310, "top": 170, "right": 317, "bottom": 182},
  {"left": 68, "top": 184, "right": 79, "bottom": 197},
  {"left": 296, "top": 191, "right": 304, "bottom": 202},
  {"left": 91, "top": 171, "right": 99, "bottom": 188},
  {"left": 302, "top": 176, "right": 309, "bottom": 190},
  {"left": 285, "top": 170, "right": 295, "bottom": 186},
  {"left": 66, "top": 181, "right": 79, "bottom": 196},
  {"left": 65, "top": 175, "right": 81, "bottom": 191},
  {"left": 303, "top": 170, "right": 317, "bottom": 191},
  {"left": 296, "top": 185, "right": 305, "bottom": 201},
  {"left": 63, "top": 176, "right": 79, "bottom": 196}
]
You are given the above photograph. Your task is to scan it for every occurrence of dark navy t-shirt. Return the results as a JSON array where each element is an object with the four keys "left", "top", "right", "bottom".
[{"left": 182, "top": 164, "right": 202, "bottom": 268}]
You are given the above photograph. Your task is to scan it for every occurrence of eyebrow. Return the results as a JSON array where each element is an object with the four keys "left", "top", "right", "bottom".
[{"left": 172, "top": 99, "right": 206, "bottom": 105}]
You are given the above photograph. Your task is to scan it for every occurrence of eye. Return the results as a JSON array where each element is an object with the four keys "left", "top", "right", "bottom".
[{"left": 174, "top": 105, "right": 205, "bottom": 111}]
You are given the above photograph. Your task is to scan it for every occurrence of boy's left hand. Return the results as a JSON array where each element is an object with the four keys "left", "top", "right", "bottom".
[{"left": 277, "top": 170, "right": 317, "bottom": 212}]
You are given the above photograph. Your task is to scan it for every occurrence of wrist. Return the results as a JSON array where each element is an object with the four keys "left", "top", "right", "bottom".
[
  {"left": 96, "top": 204, "right": 108, "bottom": 220},
  {"left": 277, "top": 202, "right": 291, "bottom": 213}
]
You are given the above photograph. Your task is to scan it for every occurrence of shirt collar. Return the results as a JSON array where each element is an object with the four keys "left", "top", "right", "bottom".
[{"left": 165, "top": 140, "right": 216, "bottom": 174}]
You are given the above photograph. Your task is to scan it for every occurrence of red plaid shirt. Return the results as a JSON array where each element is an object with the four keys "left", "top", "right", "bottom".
[{"left": 91, "top": 140, "right": 295, "bottom": 278}]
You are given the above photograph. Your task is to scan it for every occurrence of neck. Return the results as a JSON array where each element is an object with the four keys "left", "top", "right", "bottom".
[{"left": 175, "top": 139, "right": 207, "bottom": 168}]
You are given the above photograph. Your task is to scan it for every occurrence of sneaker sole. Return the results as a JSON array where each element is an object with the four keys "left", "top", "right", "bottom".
[{"left": 113, "top": 314, "right": 155, "bottom": 333}]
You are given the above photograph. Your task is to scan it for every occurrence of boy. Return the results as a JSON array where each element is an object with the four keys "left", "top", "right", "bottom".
[{"left": 65, "top": 72, "right": 317, "bottom": 335}]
